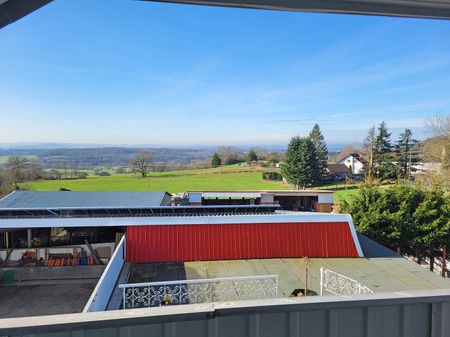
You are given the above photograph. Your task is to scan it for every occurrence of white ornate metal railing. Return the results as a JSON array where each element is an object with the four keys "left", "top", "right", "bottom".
[
  {"left": 119, "top": 275, "right": 279, "bottom": 309},
  {"left": 320, "top": 267, "right": 373, "bottom": 297}
]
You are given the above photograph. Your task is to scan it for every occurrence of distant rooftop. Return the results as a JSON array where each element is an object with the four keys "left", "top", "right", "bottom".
[
  {"left": 0, "top": 191, "right": 172, "bottom": 210},
  {"left": 187, "top": 189, "right": 334, "bottom": 195}
]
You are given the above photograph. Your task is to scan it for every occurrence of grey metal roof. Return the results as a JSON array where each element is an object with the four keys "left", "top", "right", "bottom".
[{"left": 0, "top": 191, "right": 171, "bottom": 209}]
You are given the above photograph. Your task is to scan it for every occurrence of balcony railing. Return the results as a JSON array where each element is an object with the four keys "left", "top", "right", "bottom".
[
  {"left": 320, "top": 267, "right": 373, "bottom": 296},
  {"left": 119, "top": 275, "right": 279, "bottom": 309}
]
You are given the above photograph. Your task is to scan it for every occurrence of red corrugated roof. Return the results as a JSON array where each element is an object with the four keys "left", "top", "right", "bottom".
[{"left": 126, "top": 221, "right": 359, "bottom": 263}]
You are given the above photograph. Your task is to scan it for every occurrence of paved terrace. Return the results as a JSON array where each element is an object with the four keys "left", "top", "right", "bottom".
[
  {"left": 0, "top": 282, "right": 96, "bottom": 318},
  {"left": 0, "top": 266, "right": 105, "bottom": 318}
]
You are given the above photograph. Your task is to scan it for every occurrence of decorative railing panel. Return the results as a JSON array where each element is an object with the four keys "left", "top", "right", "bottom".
[
  {"left": 119, "top": 275, "right": 278, "bottom": 309},
  {"left": 320, "top": 267, "right": 373, "bottom": 297}
]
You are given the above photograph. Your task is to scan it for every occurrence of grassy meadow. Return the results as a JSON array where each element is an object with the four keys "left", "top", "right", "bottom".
[
  {"left": 20, "top": 164, "right": 361, "bottom": 203},
  {"left": 21, "top": 167, "right": 288, "bottom": 194}
]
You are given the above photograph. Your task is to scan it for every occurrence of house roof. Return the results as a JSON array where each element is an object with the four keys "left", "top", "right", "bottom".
[
  {"left": 0, "top": 191, "right": 171, "bottom": 209},
  {"left": 327, "top": 164, "right": 350, "bottom": 174},
  {"left": 338, "top": 153, "right": 367, "bottom": 164}
]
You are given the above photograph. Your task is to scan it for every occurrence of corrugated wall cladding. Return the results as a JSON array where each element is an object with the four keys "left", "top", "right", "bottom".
[{"left": 126, "top": 222, "right": 358, "bottom": 263}]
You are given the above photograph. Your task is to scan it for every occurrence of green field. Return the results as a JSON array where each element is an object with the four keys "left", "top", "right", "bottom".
[
  {"left": 20, "top": 165, "right": 364, "bottom": 203},
  {"left": 21, "top": 170, "right": 289, "bottom": 194},
  {"left": 333, "top": 188, "right": 359, "bottom": 203}
]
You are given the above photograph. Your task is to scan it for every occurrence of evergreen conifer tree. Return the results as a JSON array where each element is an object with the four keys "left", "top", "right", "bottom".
[
  {"left": 396, "top": 128, "right": 419, "bottom": 179},
  {"left": 374, "top": 121, "right": 396, "bottom": 180},
  {"left": 211, "top": 153, "right": 222, "bottom": 167},
  {"left": 308, "top": 124, "right": 328, "bottom": 183},
  {"left": 282, "top": 136, "right": 318, "bottom": 189}
]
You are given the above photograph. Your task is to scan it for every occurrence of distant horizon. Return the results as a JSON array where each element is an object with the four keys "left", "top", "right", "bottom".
[
  {"left": 0, "top": 124, "right": 431, "bottom": 151},
  {"left": 0, "top": 141, "right": 338, "bottom": 151}
]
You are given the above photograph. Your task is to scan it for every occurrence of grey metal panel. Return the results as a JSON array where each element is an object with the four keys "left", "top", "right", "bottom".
[
  {"left": 297, "top": 310, "right": 327, "bottom": 337},
  {"left": 0, "top": 191, "right": 170, "bottom": 209},
  {"left": 258, "top": 312, "right": 289, "bottom": 337},
  {"left": 142, "top": 0, "right": 450, "bottom": 19},
  {"left": 0, "top": 0, "right": 52, "bottom": 29},
  {"left": 367, "top": 305, "right": 401, "bottom": 337},
  {"left": 216, "top": 315, "right": 250, "bottom": 337},
  {"left": 404, "top": 303, "right": 432, "bottom": 337},
  {"left": 335, "top": 308, "right": 365, "bottom": 337}
]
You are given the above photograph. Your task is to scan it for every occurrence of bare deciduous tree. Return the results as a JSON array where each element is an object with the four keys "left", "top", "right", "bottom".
[
  {"left": 130, "top": 150, "right": 153, "bottom": 177},
  {"left": 0, "top": 170, "right": 15, "bottom": 198},
  {"left": 335, "top": 145, "right": 358, "bottom": 163},
  {"left": 422, "top": 114, "right": 450, "bottom": 189}
]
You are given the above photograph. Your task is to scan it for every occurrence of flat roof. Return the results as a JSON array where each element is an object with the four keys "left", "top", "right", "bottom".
[
  {"left": 0, "top": 191, "right": 171, "bottom": 209},
  {"left": 107, "top": 233, "right": 449, "bottom": 312},
  {"left": 183, "top": 234, "right": 450, "bottom": 297}
]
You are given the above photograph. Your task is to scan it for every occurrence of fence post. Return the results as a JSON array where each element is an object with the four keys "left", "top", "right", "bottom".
[
  {"left": 122, "top": 287, "right": 126, "bottom": 309},
  {"left": 275, "top": 276, "right": 279, "bottom": 299},
  {"left": 320, "top": 267, "right": 324, "bottom": 296}
]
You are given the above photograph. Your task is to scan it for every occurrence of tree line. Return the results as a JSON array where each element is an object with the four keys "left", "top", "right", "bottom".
[
  {"left": 341, "top": 182, "right": 450, "bottom": 272},
  {"left": 361, "top": 121, "right": 420, "bottom": 181},
  {"left": 340, "top": 115, "right": 450, "bottom": 271},
  {"left": 211, "top": 146, "right": 283, "bottom": 167}
]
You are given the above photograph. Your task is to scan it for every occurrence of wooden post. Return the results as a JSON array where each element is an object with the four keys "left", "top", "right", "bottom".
[
  {"left": 430, "top": 243, "right": 435, "bottom": 272},
  {"left": 305, "top": 263, "right": 309, "bottom": 296},
  {"left": 442, "top": 245, "right": 447, "bottom": 278}
]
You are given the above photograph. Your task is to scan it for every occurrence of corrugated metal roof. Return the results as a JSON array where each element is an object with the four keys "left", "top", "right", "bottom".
[{"left": 0, "top": 191, "right": 171, "bottom": 209}]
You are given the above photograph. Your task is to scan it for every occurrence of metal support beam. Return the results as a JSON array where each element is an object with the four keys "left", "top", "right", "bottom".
[
  {"left": 0, "top": 0, "right": 53, "bottom": 30},
  {"left": 142, "top": 0, "right": 450, "bottom": 20},
  {"left": 27, "top": 228, "right": 32, "bottom": 248}
]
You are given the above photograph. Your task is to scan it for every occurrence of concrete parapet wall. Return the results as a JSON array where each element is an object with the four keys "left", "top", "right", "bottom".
[{"left": 0, "top": 289, "right": 449, "bottom": 337}]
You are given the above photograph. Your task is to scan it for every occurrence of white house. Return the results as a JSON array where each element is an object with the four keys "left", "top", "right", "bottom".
[{"left": 338, "top": 153, "right": 365, "bottom": 175}]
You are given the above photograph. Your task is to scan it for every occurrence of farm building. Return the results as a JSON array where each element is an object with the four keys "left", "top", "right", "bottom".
[
  {"left": 0, "top": 190, "right": 449, "bottom": 337},
  {"left": 182, "top": 189, "right": 334, "bottom": 212},
  {"left": 0, "top": 191, "right": 355, "bottom": 262}
]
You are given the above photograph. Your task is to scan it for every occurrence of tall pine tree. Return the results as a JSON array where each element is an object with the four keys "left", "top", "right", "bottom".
[
  {"left": 282, "top": 136, "right": 318, "bottom": 189},
  {"left": 374, "top": 121, "right": 396, "bottom": 180},
  {"left": 308, "top": 124, "right": 328, "bottom": 184},
  {"left": 211, "top": 153, "right": 222, "bottom": 167},
  {"left": 396, "top": 128, "right": 419, "bottom": 179}
]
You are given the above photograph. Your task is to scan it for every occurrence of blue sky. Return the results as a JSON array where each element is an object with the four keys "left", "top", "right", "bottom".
[{"left": 1, "top": 0, "right": 449, "bottom": 147}]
